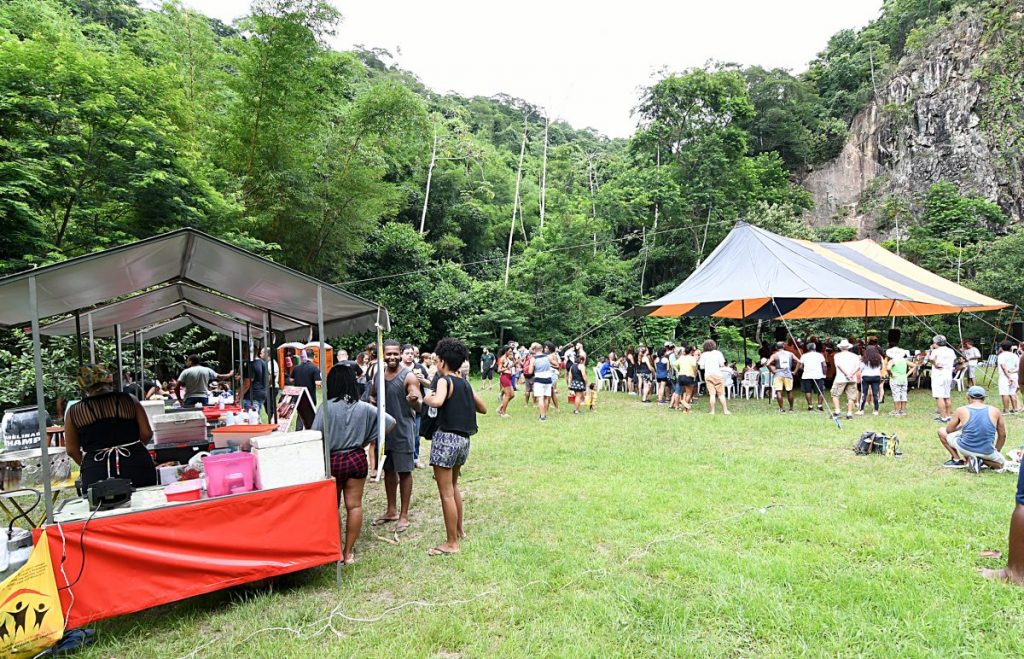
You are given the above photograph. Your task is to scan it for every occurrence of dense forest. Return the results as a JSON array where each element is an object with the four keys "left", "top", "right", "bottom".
[{"left": 2, "top": 0, "right": 1023, "bottom": 407}]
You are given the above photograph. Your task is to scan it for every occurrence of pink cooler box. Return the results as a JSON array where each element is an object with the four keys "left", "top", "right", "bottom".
[{"left": 202, "top": 453, "right": 256, "bottom": 497}]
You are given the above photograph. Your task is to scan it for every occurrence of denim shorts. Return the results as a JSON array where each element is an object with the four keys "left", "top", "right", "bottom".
[{"left": 430, "top": 430, "right": 470, "bottom": 469}]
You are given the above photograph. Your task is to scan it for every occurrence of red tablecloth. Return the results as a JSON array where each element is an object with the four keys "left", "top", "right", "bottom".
[{"left": 35, "top": 479, "right": 340, "bottom": 628}]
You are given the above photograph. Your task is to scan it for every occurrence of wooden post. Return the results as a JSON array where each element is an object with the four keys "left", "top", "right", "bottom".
[
  {"left": 419, "top": 127, "right": 438, "bottom": 235},
  {"left": 504, "top": 116, "right": 528, "bottom": 286}
]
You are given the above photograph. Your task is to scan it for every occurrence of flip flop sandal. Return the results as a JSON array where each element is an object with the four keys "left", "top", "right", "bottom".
[
  {"left": 427, "top": 546, "right": 457, "bottom": 557},
  {"left": 372, "top": 517, "right": 399, "bottom": 526}
]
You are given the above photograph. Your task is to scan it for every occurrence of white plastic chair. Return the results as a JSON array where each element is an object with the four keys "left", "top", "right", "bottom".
[
  {"left": 609, "top": 368, "right": 624, "bottom": 392},
  {"left": 592, "top": 366, "right": 606, "bottom": 391},
  {"left": 758, "top": 369, "right": 772, "bottom": 399},
  {"left": 953, "top": 367, "right": 966, "bottom": 392},
  {"left": 741, "top": 371, "right": 759, "bottom": 399}
]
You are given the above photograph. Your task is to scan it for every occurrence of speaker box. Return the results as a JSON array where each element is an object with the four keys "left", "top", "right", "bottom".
[
  {"left": 1011, "top": 321, "right": 1024, "bottom": 343},
  {"left": 887, "top": 328, "right": 901, "bottom": 346},
  {"left": 773, "top": 326, "right": 788, "bottom": 342}
]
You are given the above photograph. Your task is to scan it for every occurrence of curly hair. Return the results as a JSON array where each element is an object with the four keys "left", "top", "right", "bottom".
[{"left": 434, "top": 337, "right": 469, "bottom": 371}]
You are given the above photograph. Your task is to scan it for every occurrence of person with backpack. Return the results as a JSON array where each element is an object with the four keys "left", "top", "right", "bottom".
[{"left": 423, "top": 338, "right": 487, "bottom": 556}]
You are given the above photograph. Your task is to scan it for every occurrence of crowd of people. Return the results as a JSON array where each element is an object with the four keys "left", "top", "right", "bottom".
[{"left": 61, "top": 325, "right": 1024, "bottom": 579}]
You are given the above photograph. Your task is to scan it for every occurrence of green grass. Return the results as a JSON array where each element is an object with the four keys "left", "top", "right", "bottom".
[{"left": 79, "top": 383, "right": 1024, "bottom": 657}]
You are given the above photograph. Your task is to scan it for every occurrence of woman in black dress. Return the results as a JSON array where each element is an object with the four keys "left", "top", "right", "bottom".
[{"left": 64, "top": 364, "right": 157, "bottom": 490}]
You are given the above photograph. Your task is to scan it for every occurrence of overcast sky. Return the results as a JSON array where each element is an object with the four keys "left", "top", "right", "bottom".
[{"left": 180, "top": 1, "right": 883, "bottom": 138}]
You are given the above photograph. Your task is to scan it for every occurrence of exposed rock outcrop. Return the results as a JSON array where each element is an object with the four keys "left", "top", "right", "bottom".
[{"left": 802, "top": 7, "right": 1024, "bottom": 235}]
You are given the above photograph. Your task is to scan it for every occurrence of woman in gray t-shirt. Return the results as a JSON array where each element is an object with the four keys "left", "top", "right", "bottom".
[{"left": 312, "top": 362, "right": 394, "bottom": 565}]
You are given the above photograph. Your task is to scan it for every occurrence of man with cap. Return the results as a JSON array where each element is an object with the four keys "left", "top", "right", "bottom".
[
  {"left": 928, "top": 335, "right": 957, "bottom": 423},
  {"left": 938, "top": 386, "right": 1006, "bottom": 472},
  {"left": 830, "top": 339, "right": 861, "bottom": 420}
]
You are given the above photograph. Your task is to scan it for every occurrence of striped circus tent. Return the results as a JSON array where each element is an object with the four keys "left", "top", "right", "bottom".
[{"left": 635, "top": 221, "right": 1007, "bottom": 320}]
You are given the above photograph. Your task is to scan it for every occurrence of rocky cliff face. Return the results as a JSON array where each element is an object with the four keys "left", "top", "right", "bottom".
[{"left": 802, "top": 7, "right": 1024, "bottom": 235}]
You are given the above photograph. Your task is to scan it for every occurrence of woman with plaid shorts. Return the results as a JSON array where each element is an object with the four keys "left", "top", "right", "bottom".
[
  {"left": 423, "top": 338, "right": 487, "bottom": 557},
  {"left": 312, "top": 362, "right": 395, "bottom": 564}
]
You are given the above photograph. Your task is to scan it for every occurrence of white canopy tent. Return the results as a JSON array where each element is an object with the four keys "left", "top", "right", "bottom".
[{"left": 0, "top": 228, "right": 390, "bottom": 524}]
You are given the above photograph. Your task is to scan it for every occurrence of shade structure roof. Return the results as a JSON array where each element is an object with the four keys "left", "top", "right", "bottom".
[
  {"left": 636, "top": 222, "right": 1007, "bottom": 320},
  {"left": 119, "top": 317, "right": 193, "bottom": 343},
  {"left": 39, "top": 282, "right": 307, "bottom": 338},
  {"left": 0, "top": 228, "right": 388, "bottom": 336},
  {"left": 67, "top": 302, "right": 267, "bottom": 341}
]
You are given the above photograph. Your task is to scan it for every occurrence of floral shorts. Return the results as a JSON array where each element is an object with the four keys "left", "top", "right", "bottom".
[{"left": 430, "top": 430, "right": 470, "bottom": 469}]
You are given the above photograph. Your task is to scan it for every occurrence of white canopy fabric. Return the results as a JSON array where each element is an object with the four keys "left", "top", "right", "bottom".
[
  {"left": 0, "top": 229, "right": 388, "bottom": 335},
  {"left": 119, "top": 317, "right": 194, "bottom": 342},
  {"left": 40, "top": 282, "right": 307, "bottom": 337},
  {"left": 74, "top": 302, "right": 266, "bottom": 340}
]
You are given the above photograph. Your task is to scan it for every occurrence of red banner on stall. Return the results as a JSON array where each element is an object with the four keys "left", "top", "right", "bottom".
[{"left": 36, "top": 479, "right": 340, "bottom": 629}]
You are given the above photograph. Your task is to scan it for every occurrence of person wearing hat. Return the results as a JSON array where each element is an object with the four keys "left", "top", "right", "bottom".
[
  {"left": 927, "top": 335, "right": 957, "bottom": 423},
  {"left": 830, "top": 339, "right": 861, "bottom": 420},
  {"left": 64, "top": 364, "right": 158, "bottom": 491},
  {"left": 937, "top": 386, "right": 1006, "bottom": 472}
]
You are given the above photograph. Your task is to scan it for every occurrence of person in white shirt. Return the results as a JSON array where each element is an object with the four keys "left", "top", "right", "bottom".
[
  {"left": 962, "top": 339, "right": 982, "bottom": 387},
  {"left": 697, "top": 339, "right": 730, "bottom": 415},
  {"left": 928, "top": 335, "right": 957, "bottom": 422},
  {"left": 831, "top": 340, "right": 862, "bottom": 420},
  {"left": 799, "top": 342, "right": 827, "bottom": 412},
  {"left": 997, "top": 341, "right": 1020, "bottom": 414}
]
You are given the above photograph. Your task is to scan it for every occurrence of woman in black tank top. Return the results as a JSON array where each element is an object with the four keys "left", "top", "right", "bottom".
[
  {"left": 422, "top": 338, "right": 487, "bottom": 557},
  {"left": 64, "top": 364, "right": 157, "bottom": 490}
]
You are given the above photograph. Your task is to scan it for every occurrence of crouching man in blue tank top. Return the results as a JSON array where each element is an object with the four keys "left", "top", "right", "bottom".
[{"left": 937, "top": 386, "right": 1007, "bottom": 473}]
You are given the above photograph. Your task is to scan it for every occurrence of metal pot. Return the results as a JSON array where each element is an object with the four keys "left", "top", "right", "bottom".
[{"left": 0, "top": 447, "right": 73, "bottom": 489}]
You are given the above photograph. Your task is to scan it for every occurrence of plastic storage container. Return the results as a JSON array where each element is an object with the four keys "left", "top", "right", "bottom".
[
  {"left": 211, "top": 424, "right": 278, "bottom": 450},
  {"left": 164, "top": 479, "right": 202, "bottom": 502},
  {"left": 203, "top": 452, "right": 256, "bottom": 497},
  {"left": 251, "top": 430, "right": 325, "bottom": 490}
]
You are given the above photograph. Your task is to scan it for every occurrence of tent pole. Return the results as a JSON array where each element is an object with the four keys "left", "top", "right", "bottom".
[
  {"left": 246, "top": 321, "right": 253, "bottom": 409},
  {"left": 317, "top": 286, "right": 330, "bottom": 481},
  {"left": 267, "top": 312, "right": 277, "bottom": 423},
  {"left": 375, "top": 318, "right": 385, "bottom": 482},
  {"left": 29, "top": 277, "right": 54, "bottom": 525},
  {"left": 741, "top": 300, "right": 748, "bottom": 366},
  {"left": 74, "top": 311, "right": 83, "bottom": 369},
  {"left": 139, "top": 329, "right": 145, "bottom": 391},
  {"left": 230, "top": 332, "right": 235, "bottom": 377},
  {"left": 864, "top": 300, "right": 868, "bottom": 343},
  {"left": 87, "top": 313, "right": 95, "bottom": 363},
  {"left": 237, "top": 333, "right": 244, "bottom": 402},
  {"left": 134, "top": 331, "right": 141, "bottom": 388},
  {"left": 115, "top": 323, "right": 123, "bottom": 391}
]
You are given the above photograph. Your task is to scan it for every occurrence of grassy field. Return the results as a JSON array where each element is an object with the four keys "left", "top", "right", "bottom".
[{"left": 79, "top": 381, "right": 1024, "bottom": 657}]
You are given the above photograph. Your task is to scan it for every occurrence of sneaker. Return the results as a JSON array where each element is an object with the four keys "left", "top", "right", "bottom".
[
  {"left": 831, "top": 412, "right": 840, "bottom": 420},
  {"left": 539, "top": 416, "right": 547, "bottom": 422},
  {"left": 779, "top": 409, "right": 787, "bottom": 414},
  {"left": 854, "top": 410, "right": 865, "bottom": 416},
  {"left": 573, "top": 410, "right": 580, "bottom": 415},
  {"left": 940, "top": 417, "right": 952, "bottom": 423},
  {"left": 807, "top": 407, "right": 814, "bottom": 412},
  {"left": 846, "top": 413, "right": 853, "bottom": 420},
  {"left": 967, "top": 457, "right": 982, "bottom": 474},
  {"left": 872, "top": 411, "right": 879, "bottom": 416},
  {"left": 817, "top": 405, "right": 824, "bottom": 411},
  {"left": 943, "top": 459, "right": 966, "bottom": 469}
]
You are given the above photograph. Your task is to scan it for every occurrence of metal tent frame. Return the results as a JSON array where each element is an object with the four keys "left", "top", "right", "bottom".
[{"left": 0, "top": 229, "right": 390, "bottom": 525}]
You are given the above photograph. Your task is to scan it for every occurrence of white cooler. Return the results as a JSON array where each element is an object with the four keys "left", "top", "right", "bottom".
[
  {"left": 251, "top": 430, "right": 325, "bottom": 490},
  {"left": 141, "top": 400, "right": 166, "bottom": 426}
]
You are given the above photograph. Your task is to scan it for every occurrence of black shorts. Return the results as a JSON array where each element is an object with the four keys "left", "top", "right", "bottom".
[
  {"left": 801, "top": 379, "right": 825, "bottom": 394},
  {"left": 383, "top": 451, "right": 415, "bottom": 473},
  {"left": 677, "top": 375, "right": 695, "bottom": 386},
  {"left": 482, "top": 367, "right": 494, "bottom": 380}
]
